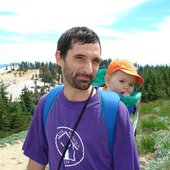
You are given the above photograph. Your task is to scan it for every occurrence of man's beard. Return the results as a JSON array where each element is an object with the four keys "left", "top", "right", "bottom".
[{"left": 63, "top": 63, "right": 93, "bottom": 90}]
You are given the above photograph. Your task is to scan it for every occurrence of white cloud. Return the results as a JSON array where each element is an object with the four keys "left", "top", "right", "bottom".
[
  {"left": 0, "top": 0, "right": 170, "bottom": 65},
  {"left": 0, "top": 0, "right": 148, "bottom": 33},
  {"left": 0, "top": 41, "right": 56, "bottom": 64},
  {"left": 101, "top": 16, "right": 170, "bottom": 65}
]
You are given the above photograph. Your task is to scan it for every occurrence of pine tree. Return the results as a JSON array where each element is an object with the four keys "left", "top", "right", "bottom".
[{"left": 0, "top": 81, "right": 10, "bottom": 132}]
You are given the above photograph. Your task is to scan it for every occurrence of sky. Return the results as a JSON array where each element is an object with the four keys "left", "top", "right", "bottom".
[{"left": 0, "top": 0, "right": 170, "bottom": 66}]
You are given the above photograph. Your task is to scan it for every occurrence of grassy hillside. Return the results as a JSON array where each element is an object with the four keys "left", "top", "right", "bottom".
[{"left": 136, "top": 100, "right": 170, "bottom": 170}]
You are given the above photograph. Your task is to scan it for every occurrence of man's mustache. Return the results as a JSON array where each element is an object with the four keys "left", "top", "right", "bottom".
[{"left": 75, "top": 73, "right": 93, "bottom": 81}]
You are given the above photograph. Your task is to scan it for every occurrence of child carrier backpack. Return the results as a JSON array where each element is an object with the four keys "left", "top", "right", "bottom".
[
  {"left": 92, "top": 68, "right": 142, "bottom": 134},
  {"left": 43, "top": 85, "right": 120, "bottom": 151}
]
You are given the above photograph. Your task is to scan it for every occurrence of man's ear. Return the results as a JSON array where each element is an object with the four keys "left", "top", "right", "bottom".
[
  {"left": 104, "top": 75, "right": 110, "bottom": 86},
  {"left": 55, "top": 50, "right": 62, "bottom": 66}
]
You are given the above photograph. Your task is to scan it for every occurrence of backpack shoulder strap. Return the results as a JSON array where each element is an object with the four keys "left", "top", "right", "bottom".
[
  {"left": 99, "top": 90, "right": 120, "bottom": 151},
  {"left": 43, "top": 84, "right": 64, "bottom": 133}
]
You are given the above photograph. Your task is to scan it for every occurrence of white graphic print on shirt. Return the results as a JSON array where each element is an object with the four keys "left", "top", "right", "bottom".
[{"left": 55, "top": 126, "right": 84, "bottom": 167}]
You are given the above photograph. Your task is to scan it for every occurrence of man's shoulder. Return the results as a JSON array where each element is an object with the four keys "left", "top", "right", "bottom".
[{"left": 97, "top": 89, "right": 120, "bottom": 103}]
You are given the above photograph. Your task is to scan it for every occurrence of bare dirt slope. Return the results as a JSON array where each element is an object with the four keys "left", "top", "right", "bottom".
[
  {"left": 0, "top": 68, "right": 44, "bottom": 100},
  {"left": 0, "top": 141, "right": 28, "bottom": 170}
]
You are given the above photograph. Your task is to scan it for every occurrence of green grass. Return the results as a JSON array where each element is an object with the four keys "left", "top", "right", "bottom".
[
  {"left": 140, "top": 117, "right": 168, "bottom": 131},
  {"left": 0, "top": 131, "right": 27, "bottom": 145},
  {"left": 138, "top": 136, "right": 156, "bottom": 154},
  {"left": 136, "top": 99, "right": 170, "bottom": 170}
]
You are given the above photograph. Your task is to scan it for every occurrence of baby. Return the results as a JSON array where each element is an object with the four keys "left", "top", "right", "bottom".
[
  {"left": 104, "top": 59, "right": 144, "bottom": 96},
  {"left": 103, "top": 59, "right": 144, "bottom": 115}
]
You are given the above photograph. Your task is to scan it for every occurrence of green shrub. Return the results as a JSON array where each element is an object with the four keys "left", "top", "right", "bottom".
[
  {"left": 141, "top": 117, "right": 168, "bottom": 132},
  {"left": 138, "top": 136, "right": 156, "bottom": 154}
]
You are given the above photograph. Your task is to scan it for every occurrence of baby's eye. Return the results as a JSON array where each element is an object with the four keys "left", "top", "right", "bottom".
[
  {"left": 119, "top": 80, "right": 125, "bottom": 83},
  {"left": 129, "top": 83, "right": 134, "bottom": 87}
]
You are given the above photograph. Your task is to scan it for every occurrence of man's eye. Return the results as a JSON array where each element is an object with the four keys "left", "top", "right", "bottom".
[
  {"left": 93, "top": 59, "right": 101, "bottom": 65},
  {"left": 76, "top": 56, "right": 84, "bottom": 61},
  {"left": 120, "top": 80, "right": 124, "bottom": 83},
  {"left": 76, "top": 56, "right": 83, "bottom": 60}
]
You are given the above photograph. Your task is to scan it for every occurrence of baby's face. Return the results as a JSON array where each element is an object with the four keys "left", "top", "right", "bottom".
[{"left": 105, "top": 70, "right": 136, "bottom": 96}]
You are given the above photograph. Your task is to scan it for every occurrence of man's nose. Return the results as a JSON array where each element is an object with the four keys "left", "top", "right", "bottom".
[{"left": 83, "top": 62, "right": 93, "bottom": 74}]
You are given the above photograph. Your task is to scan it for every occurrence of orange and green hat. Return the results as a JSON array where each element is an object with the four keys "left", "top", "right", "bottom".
[{"left": 106, "top": 59, "right": 144, "bottom": 84}]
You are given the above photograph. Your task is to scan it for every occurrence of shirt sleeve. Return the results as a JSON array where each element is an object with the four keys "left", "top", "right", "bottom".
[
  {"left": 22, "top": 94, "right": 48, "bottom": 165},
  {"left": 113, "top": 101, "right": 140, "bottom": 170}
]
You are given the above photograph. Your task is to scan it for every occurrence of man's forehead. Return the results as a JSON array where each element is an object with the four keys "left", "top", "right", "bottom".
[{"left": 69, "top": 43, "right": 101, "bottom": 56}]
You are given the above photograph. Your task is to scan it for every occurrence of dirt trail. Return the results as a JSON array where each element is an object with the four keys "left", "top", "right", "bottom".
[
  {"left": 0, "top": 140, "right": 150, "bottom": 170},
  {"left": 0, "top": 141, "right": 28, "bottom": 170}
]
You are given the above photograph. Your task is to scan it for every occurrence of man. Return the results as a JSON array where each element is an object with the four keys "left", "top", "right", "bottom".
[{"left": 23, "top": 26, "right": 140, "bottom": 170}]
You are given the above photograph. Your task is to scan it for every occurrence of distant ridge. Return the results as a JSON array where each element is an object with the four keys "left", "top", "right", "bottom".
[{"left": 0, "top": 64, "right": 9, "bottom": 69}]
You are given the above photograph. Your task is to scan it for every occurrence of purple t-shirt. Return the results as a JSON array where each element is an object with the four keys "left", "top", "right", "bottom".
[{"left": 23, "top": 89, "right": 140, "bottom": 170}]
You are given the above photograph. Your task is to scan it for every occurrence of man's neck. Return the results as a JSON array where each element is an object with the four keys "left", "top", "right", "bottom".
[{"left": 63, "top": 85, "right": 95, "bottom": 101}]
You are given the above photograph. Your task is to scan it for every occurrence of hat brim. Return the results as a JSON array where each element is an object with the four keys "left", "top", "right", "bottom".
[{"left": 121, "top": 69, "right": 144, "bottom": 84}]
